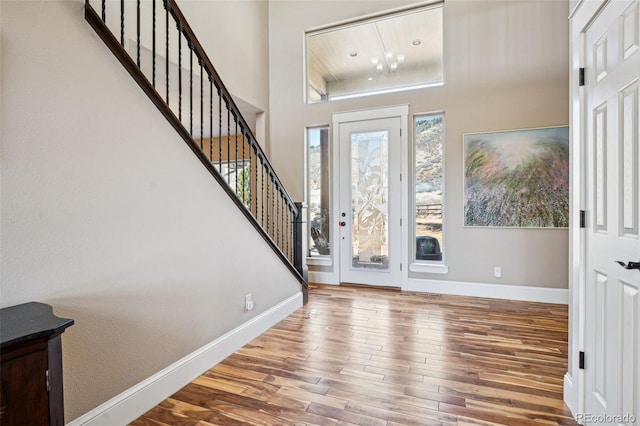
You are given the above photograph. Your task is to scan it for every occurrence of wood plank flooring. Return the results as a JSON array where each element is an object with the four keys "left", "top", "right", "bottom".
[{"left": 131, "top": 284, "right": 577, "bottom": 425}]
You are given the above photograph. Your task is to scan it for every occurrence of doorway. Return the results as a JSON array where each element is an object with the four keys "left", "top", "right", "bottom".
[
  {"left": 582, "top": 0, "right": 640, "bottom": 420},
  {"left": 333, "top": 106, "right": 407, "bottom": 287}
]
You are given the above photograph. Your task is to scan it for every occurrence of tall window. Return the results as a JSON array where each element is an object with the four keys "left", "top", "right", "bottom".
[
  {"left": 307, "top": 127, "right": 331, "bottom": 256},
  {"left": 414, "top": 114, "right": 444, "bottom": 262}
]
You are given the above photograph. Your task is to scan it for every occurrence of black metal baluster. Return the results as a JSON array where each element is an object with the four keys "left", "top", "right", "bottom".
[
  {"left": 165, "top": 0, "right": 169, "bottom": 104},
  {"left": 243, "top": 131, "right": 248, "bottom": 209},
  {"left": 209, "top": 76, "right": 213, "bottom": 162},
  {"left": 226, "top": 106, "right": 230, "bottom": 185},
  {"left": 200, "top": 61, "right": 203, "bottom": 150},
  {"left": 120, "top": 0, "right": 124, "bottom": 46},
  {"left": 152, "top": 0, "right": 156, "bottom": 87},
  {"left": 102, "top": 0, "right": 106, "bottom": 22},
  {"left": 189, "top": 41, "right": 193, "bottom": 136},
  {"left": 254, "top": 145, "right": 258, "bottom": 217},
  {"left": 277, "top": 188, "right": 280, "bottom": 248},
  {"left": 281, "top": 191, "right": 284, "bottom": 251},
  {"left": 268, "top": 172, "right": 272, "bottom": 237},
  {"left": 235, "top": 118, "right": 239, "bottom": 196},
  {"left": 218, "top": 90, "right": 222, "bottom": 172},
  {"left": 136, "top": 0, "right": 140, "bottom": 67},
  {"left": 177, "top": 23, "right": 182, "bottom": 122},
  {"left": 261, "top": 158, "right": 265, "bottom": 228},
  {"left": 272, "top": 177, "right": 275, "bottom": 240}
]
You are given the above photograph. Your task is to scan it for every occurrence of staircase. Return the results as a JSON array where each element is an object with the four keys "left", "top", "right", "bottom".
[{"left": 84, "top": 0, "right": 307, "bottom": 301}]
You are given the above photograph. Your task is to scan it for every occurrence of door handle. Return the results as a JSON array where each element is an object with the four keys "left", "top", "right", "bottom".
[{"left": 615, "top": 261, "right": 640, "bottom": 270}]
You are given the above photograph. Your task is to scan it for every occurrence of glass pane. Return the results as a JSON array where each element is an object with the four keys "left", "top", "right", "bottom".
[
  {"left": 306, "top": 4, "right": 443, "bottom": 103},
  {"left": 415, "top": 115, "right": 444, "bottom": 261},
  {"left": 308, "top": 127, "right": 331, "bottom": 256},
  {"left": 351, "top": 131, "right": 389, "bottom": 270}
]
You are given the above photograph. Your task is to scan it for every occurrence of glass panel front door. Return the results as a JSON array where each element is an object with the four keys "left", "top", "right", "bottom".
[
  {"left": 350, "top": 130, "right": 389, "bottom": 270},
  {"left": 338, "top": 116, "right": 402, "bottom": 287}
]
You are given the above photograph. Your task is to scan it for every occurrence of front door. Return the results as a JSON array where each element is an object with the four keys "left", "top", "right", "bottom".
[
  {"left": 584, "top": 0, "right": 640, "bottom": 422},
  {"left": 337, "top": 117, "right": 402, "bottom": 287}
]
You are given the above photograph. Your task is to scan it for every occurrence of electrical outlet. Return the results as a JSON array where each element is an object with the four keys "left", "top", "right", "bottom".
[
  {"left": 494, "top": 266, "right": 502, "bottom": 278},
  {"left": 245, "top": 294, "right": 254, "bottom": 311}
]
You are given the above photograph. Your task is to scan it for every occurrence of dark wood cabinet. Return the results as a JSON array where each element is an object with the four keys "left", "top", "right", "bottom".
[{"left": 0, "top": 302, "right": 74, "bottom": 426}]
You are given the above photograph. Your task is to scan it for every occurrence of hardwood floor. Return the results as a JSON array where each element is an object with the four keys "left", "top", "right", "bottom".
[{"left": 131, "top": 284, "right": 577, "bottom": 425}]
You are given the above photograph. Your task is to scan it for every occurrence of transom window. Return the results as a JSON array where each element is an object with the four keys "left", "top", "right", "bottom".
[{"left": 305, "top": 3, "right": 444, "bottom": 103}]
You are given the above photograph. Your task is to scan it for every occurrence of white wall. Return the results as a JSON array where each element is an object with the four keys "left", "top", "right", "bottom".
[
  {"left": 178, "top": 0, "right": 270, "bottom": 146},
  {"left": 0, "top": 0, "right": 299, "bottom": 421},
  {"left": 269, "top": 0, "right": 570, "bottom": 289}
]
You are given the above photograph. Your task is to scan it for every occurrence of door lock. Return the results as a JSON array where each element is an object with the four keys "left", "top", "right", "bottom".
[{"left": 339, "top": 221, "right": 346, "bottom": 227}]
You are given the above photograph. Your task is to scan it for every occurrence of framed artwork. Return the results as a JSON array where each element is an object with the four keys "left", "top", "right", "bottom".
[{"left": 463, "top": 126, "right": 569, "bottom": 228}]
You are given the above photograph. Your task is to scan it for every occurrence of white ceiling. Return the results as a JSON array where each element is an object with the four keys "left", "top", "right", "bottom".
[{"left": 307, "top": 4, "right": 443, "bottom": 99}]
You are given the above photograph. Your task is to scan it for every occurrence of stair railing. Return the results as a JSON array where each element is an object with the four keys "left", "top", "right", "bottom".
[{"left": 84, "top": 0, "right": 307, "bottom": 301}]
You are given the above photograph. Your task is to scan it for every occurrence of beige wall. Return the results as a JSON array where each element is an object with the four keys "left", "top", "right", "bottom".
[
  {"left": 178, "top": 0, "right": 270, "bottom": 146},
  {"left": 0, "top": 0, "right": 298, "bottom": 421},
  {"left": 268, "top": 0, "right": 570, "bottom": 288}
]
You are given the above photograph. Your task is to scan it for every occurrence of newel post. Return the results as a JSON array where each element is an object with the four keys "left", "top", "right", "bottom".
[{"left": 294, "top": 202, "right": 309, "bottom": 304}]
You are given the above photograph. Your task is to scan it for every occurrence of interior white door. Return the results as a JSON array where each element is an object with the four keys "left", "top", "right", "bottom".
[
  {"left": 338, "top": 117, "right": 402, "bottom": 287},
  {"left": 584, "top": 0, "right": 640, "bottom": 423}
]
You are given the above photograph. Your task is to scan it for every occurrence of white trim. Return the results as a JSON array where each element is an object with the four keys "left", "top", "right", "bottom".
[
  {"left": 332, "top": 105, "right": 409, "bottom": 124},
  {"left": 564, "top": 373, "right": 579, "bottom": 419},
  {"left": 308, "top": 270, "right": 339, "bottom": 285},
  {"left": 306, "top": 256, "right": 332, "bottom": 267},
  {"left": 409, "top": 263, "right": 449, "bottom": 274},
  {"left": 67, "top": 293, "right": 303, "bottom": 426},
  {"left": 404, "top": 278, "right": 569, "bottom": 304},
  {"left": 332, "top": 105, "right": 409, "bottom": 288}
]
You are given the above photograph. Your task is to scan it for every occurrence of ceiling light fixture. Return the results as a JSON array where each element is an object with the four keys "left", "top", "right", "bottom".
[
  {"left": 412, "top": 39, "right": 422, "bottom": 46},
  {"left": 367, "top": 77, "right": 373, "bottom": 81},
  {"left": 397, "top": 54, "right": 405, "bottom": 63},
  {"left": 376, "top": 64, "right": 384, "bottom": 72},
  {"left": 349, "top": 51, "right": 358, "bottom": 57},
  {"left": 385, "top": 51, "right": 393, "bottom": 60},
  {"left": 371, "top": 57, "right": 379, "bottom": 65},
  {"left": 390, "top": 62, "right": 398, "bottom": 71}
]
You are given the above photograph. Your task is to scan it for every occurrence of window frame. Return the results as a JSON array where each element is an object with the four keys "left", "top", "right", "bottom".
[
  {"left": 305, "top": 125, "right": 332, "bottom": 264},
  {"left": 410, "top": 111, "right": 448, "bottom": 274}
]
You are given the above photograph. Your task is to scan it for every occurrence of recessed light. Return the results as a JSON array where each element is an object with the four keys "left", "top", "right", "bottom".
[
  {"left": 376, "top": 64, "right": 384, "bottom": 71},
  {"left": 412, "top": 39, "right": 422, "bottom": 46},
  {"left": 397, "top": 54, "right": 405, "bottom": 63},
  {"left": 371, "top": 57, "right": 379, "bottom": 65},
  {"left": 385, "top": 51, "right": 393, "bottom": 59},
  {"left": 349, "top": 51, "right": 358, "bottom": 57},
  {"left": 390, "top": 62, "right": 398, "bottom": 71},
  {"left": 367, "top": 77, "right": 373, "bottom": 81}
]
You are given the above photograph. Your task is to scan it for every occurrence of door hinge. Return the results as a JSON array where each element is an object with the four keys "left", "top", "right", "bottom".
[
  {"left": 579, "top": 351, "right": 585, "bottom": 369},
  {"left": 400, "top": 218, "right": 402, "bottom": 226},
  {"left": 400, "top": 173, "right": 402, "bottom": 182},
  {"left": 46, "top": 369, "right": 50, "bottom": 392},
  {"left": 579, "top": 68, "right": 585, "bottom": 86},
  {"left": 400, "top": 128, "right": 402, "bottom": 136},
  {"left": 580, "top": 210, "right": 586, "bottom": 228},
  {"left": 400, "top": 263, "right": 403, "bottom": 271}
]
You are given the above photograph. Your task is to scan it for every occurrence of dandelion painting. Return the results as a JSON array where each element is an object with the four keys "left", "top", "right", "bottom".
[{"left": 463, "top": 126, "right": 569, "bottom": 228}]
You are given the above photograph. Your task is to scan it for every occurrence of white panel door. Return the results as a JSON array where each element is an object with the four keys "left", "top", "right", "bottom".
[
  {"left": 584, "top": 0, "right": 640, "bottom": 423},
  {"left": 338, "top": 117, "right": 402, "bottom": 287}
]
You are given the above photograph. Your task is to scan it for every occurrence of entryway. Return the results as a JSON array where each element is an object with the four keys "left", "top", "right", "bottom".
[{"left": 333, "top": 106, "right": 408, "bottom": 287}]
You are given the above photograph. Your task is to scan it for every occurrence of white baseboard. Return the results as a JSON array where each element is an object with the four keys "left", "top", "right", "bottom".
[
  {"left": 67, "top": 292, "right": 303, "bottom": 426},
  {"left": 563, "top": 372, "right": 578, "bottom": 419},
  {"left": 404, "top": 278, "right": 569, "bottom": 304},
  {"left": 308, "top": 270, "right": 339, "bottom": 285}
]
